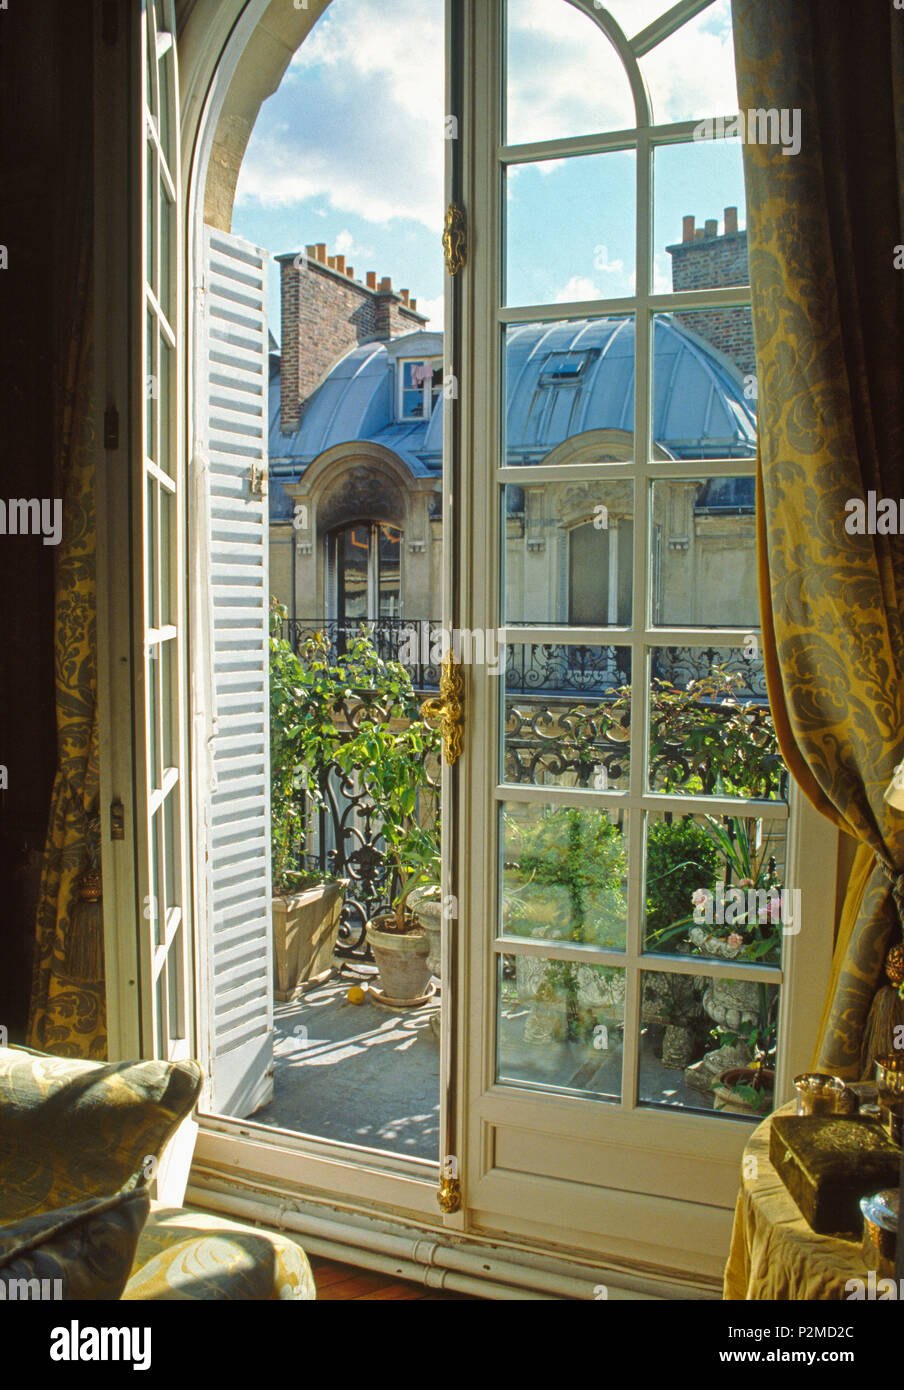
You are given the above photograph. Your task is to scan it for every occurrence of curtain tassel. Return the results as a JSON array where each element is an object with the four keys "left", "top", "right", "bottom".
[
  {"left": 64, "top": 865, "right": 104, "bottom": 981},
  {"left": 860, "top": 941, "right": 904, "bottom": 1075}
]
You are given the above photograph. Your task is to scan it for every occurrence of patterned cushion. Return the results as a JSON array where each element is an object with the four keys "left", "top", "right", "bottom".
[
  {"left": 0, "top": 1046, "right": 202, "bottom": 1222},
  {"left": 0, "top": 1187, "right": 150, "bottom": 1301},
  {"left": 122, "top": 1205, "right": 316, "bottom": 1301}
]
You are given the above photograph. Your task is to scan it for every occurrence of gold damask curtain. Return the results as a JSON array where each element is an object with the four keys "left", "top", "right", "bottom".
[
  {"left": 732, "top": 0, "right": 904, "bottom": 1077},
  {"left": 26, "top": 218, "right": 106, "bottom": 1060}
]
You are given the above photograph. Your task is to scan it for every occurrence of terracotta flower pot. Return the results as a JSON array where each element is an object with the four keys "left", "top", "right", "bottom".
[
  {"left": 366, "top": 912, "right": 431, "bottom": 1005},
  {"left": 712, "top": 1066, "right": 775, "bottom": 1116}
]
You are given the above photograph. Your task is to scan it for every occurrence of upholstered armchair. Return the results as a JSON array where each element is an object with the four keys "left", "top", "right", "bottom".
[{"left": 0, "top": 1046, "right": 315, "bottom": 1300}]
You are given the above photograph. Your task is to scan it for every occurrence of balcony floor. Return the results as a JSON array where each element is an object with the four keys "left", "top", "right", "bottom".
[
  {"left": 254, "top": 974, "right": 441, "bottom": 1159},
  {"left": 252, "top": 969, "right": 714, "bottom": 1160}
]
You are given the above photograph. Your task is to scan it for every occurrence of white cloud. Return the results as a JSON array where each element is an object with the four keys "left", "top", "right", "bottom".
[
  {"left": 554, "top": 275, "right": 604, "bottom": 304},
  {"left": 654, "top": 252, "right": 673, "bottom": 295},
  {"left": 415, "top": 293, "right": 444, "bottom": 331},
  {"left": 333, "top": 229, "right": 372, "bottom": 261},
  {"left": 236, "top": 0, "right": 445, "bottom": 232},
  {"left": 506, "top": 0, "right": 736, "bottom": 142}
]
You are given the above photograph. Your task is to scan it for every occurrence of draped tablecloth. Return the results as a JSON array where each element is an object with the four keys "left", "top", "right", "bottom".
[{"left": 724, "top": 1102, "right": 875, "bottom": 1300}]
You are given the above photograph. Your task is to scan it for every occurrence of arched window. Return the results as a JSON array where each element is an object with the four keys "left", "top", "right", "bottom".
[{"left": 107, "top": 0, "right": 840, "bottom": 1286}]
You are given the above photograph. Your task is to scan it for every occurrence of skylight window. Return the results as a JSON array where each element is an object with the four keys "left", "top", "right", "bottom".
[{"left": 538, "top": 350, "right": 593, "bottom": 386}]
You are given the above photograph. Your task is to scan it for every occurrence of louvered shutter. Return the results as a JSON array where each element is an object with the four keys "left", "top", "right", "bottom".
[{"left": 197, "top": 225, "right": 273, "bottom": 1117}]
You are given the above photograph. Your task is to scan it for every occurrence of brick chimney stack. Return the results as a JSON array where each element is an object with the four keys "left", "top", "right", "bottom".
[
  {"left": 277, "top": 246, "right": 429, "bottom": 435},
  {"left": 665, "top": 208, "right": 754, "bottom": 378}
]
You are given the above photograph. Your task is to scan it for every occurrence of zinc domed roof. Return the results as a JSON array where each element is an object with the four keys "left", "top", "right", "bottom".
[{"left": 269, "top": 315, "right": 756, "bottom": 488}]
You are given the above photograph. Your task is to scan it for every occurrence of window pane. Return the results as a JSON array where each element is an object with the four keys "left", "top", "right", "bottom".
[
  {"left": 145, "top": 312, "right": 157, "bottom": 464},
  {"left": 652, "top": 309, "right": 756, "bottom": 461},
  {"left": 640, "top": 0, "right": 737, "bottom": 126},
  {"left": 503, "top": 645, "right": 632, "bottom": 790},
  {"left": 653, "top": 138, "right": 747, "bottom": 299},
  {"left": 377, "top": 523, "right": 401, "bottom": 618},
  {"left": 644, "top": 811, "right": 788, "bottom": 965},
  {"left": 505, "top": 0, "right": 635, "bottom": 144},
  {"left": 161, "top": 636, "right": 176, "bottom": 772},
  {"left": 158, "top": 483, "right": 174, "bottom": 625},
  {"left": 160, "top": 189, "right": 173, "bottom": 317},
  {"left": 167, "top": 921, "right": 186, "bottom": 1040},
  {"left": 159, "top": 337, "right": 173, "bottom": 477},
  {"left": 504, "top": 483, "right": 633, "bottom": 626},
  {"left": 650, "top": 476, "right": 757, "bottom": 628},
  {"left": 401, "top": 360, "right": 429, "bottom": 418},
  {"left": 502, "top": 802, "right": 627, "bottom": 950},
  {"left": 162, "top": 784, "right": 181, "bottom": 925},
  {"left": 647, "top": 646, "right": 785, "bottom": 800},
  {"left": 145, "top": 142, "right": 157, "bottom": 296},
  {"left": 157, "top": 48, "right": 174, "bottom": 173},
  {"left": 638, "top": 969, "right": 779, "bottom": 1117},
  {"left": 145, "top": 478, "right": 158, "bottom": 629},
  {"left": 505, "top": 153, "right": 635, "bottom": 308},
  {"left": 336, "top": 525, "right": 369, "bottom": 621},
  {"left": 504, "top": 317, "right": 635, "bottom": 467},
  {"left": 147, "top": 643, "right": 160, "bottom": 794},
  {"left": 153, "top": 810, "right": 166, "bottom": 947},
  {"left": 498, "top": 955, "right": 625, "bottom": 1100}
]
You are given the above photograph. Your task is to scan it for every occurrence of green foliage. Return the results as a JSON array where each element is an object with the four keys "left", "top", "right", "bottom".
[
  {"left": 504, "top": 805, "right": 627, "bottom": 949},
  {"left": 645, "top": 818, "right": 719, "bottom": 944},
  {"left": 599, "top": 667, "right": 783, "bottom": 799},
  {"left": 268, "top": 601, "right": 441, "bottom": 921},
  {"left": 269, "top": 602, "right": 312, "bottom": 893},
  {"left": 504, "top": 805, "right": 627, "bottom": 1041}
]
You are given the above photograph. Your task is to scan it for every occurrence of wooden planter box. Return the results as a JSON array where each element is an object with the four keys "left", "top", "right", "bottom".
[{"left": 272, "top": 881, "right": 345, "bottom": 1001}]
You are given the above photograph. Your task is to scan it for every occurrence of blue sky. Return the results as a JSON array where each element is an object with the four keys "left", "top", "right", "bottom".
[{"left": 232, "top": 0, "right": 744, "bottom": 346}]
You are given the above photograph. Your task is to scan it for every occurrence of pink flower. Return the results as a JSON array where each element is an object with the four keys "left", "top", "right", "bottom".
[
  {"left": 738, "top": 878, "right": 754, "bottom": 888},
  {"left": 758, "top": 895, "right": 782, "bottom": 924},
  {"left": 727, "top": 933, "right": 744, "bottom": 949},
  {"left": 691, "top": 888, "right": 708, "bottom": 908}
]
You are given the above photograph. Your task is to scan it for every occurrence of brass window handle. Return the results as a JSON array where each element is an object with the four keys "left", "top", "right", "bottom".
[
  {"left": 442, "top": 203, "right": 467, "bottom": 277},
  {"left": 420, "top": 653, "right": 464, "bottom": 765}
]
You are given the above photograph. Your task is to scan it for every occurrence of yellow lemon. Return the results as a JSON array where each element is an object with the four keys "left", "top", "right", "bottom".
[{"left": 347, "top": 986, "right": 366, "bottom": 1005}]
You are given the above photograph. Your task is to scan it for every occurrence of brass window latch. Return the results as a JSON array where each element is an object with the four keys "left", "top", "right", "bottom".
[
  {"left": 437, "top": 1173, "right": 462, "bottom": 1214},
  {"left": 420, "top": 652, "right": 464, "bottom": 765},
  {"left": 249, "top": 461, "right": 265, "bottom": 496},
  {"left": 442, "top": 203, "right": 467, "bottom": 277}
]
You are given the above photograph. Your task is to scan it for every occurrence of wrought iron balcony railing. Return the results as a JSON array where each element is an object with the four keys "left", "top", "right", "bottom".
[{"left": 282, "top": 618, "right": 767, "bottom": 700}]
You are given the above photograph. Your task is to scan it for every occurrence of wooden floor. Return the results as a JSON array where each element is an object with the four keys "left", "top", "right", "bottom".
[{"left": 310, "top": 1255, "right": 477, "bottom": 1300}]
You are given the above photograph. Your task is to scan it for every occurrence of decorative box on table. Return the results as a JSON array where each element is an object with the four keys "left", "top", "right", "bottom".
[{"left": 769, "top": 1114, "right": 901, "bottom": 1237}]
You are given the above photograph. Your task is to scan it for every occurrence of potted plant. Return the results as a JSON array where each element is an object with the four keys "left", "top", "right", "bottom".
[
  {"left": 365, "top": 793, "right": 441, "bottom": 1007},
  {"left": 712, "top": 1016, "right": 777, "bottom": 1116},
  {"left": 269, "top": 602, "right": 346, "bottom": 998},
  {"left": 277, "top": 617, "right": 443, "bottom": 1006}
]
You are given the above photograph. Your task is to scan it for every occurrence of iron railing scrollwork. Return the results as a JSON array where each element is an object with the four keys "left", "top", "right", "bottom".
[{"left": 283, "top": 624, "right": 785, "bottom": 962}]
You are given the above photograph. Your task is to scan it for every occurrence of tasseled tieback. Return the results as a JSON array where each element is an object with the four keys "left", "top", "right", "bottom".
[
  {"left": 878, "top": 856, "right": 904, "bottom": 935},
  {"left": 860, "top": 857, "right": 904, "bottom": 1076}
]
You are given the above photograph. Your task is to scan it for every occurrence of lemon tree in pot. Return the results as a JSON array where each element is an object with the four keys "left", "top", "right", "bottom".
[
  {"left": 363, "top": 757, "right": 441, "bottom": 1007},
  {"left": 273, "top": 607, "right": 442, "bottom": 1006}
]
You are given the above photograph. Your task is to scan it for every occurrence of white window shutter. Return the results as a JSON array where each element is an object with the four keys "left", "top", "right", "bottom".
[{"left": 198, "top": 225, "right": 273, "bottom": 1117}]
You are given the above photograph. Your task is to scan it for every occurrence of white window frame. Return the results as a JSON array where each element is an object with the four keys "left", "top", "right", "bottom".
[{"left": 445, "top": 0, "right": 838, "bottom": 1275}]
